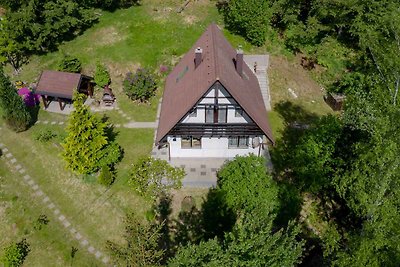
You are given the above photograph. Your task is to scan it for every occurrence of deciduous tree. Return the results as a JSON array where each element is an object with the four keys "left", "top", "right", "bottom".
[
  {"left": 129, "top": 156, "right": 185, "bottom": 198},
  {"left": 107, "top": 213, "right": 164, "bottom": 267}
]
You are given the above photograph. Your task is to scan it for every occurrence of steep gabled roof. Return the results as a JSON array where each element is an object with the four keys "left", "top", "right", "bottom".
[
  {"left": 156, "top": 23, "right": 274, "bottom": 144},
  {"left": 35, "top": 70, "right": 83, "bottom": 99}
]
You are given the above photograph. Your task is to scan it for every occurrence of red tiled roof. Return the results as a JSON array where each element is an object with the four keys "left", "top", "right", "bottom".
[
  {"left": 156, "top": 23, "right": 274, "bottom": 144},
  {"left": 35, "top": 70, "right": 83, "bottom": 99}
]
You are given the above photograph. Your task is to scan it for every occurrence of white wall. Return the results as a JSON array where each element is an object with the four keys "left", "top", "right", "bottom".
[
  {"left": 167, "top": 136, "right": 264, "bottom": 158},
  {"left": 181, "top": 85, "right": 252, "bottom": 124}
]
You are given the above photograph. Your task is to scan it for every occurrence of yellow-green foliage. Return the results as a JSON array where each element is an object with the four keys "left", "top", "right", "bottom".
[{"left": 62, "top": 92, "right": 121, "bottom": 174}]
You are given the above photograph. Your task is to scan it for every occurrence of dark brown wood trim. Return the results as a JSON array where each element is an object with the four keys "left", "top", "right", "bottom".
[{"left": 169, "top": 123, "right": 263, "bottom": 137}]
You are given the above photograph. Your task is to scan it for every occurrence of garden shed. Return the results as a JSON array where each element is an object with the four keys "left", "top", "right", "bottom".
[{"left": 35, "top": 70, "right": 93, "bottom": 111}]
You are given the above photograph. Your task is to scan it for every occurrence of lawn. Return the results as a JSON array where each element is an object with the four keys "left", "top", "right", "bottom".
[
  {"left": 268, "top": 55, "right": 335, "bottom": 139},
  {"left": 0, "top": 160, "right": 96, "bottom": 266},
  {"left": 10, "top": 0, "right": 221, "bottom": 123},
  {"left": 0, "top": 123, "right": 153, "bottom": 259}
]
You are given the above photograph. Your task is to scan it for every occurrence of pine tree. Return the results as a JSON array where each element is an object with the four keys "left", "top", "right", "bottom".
[
  {"left": 0, "top": 68, "right": 31, "bottom": 132},
  {"left": 62, "top": 92, "right": 121, "bottom": 174}
]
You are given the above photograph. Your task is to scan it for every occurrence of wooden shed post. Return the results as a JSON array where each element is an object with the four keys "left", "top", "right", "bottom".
[
  {"left": 42, "top": 95, "right": 48, "bottom": 109},
  {"left": 58, "top": 98, "right": 64, "bottom": 111}
]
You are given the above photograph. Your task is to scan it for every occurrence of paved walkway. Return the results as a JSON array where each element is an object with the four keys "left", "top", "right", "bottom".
[
  {"left": 0, "top": 127, "right": 110, "bottom": 265},
  {"left": 151, "top": 145, "right": 273, "bottom": 188},
  {"left": 244, "top": 55, "right": 271, "bottom": 111},
  {"left": 151, "top": 146, "right": 223, "bottom": 187}
]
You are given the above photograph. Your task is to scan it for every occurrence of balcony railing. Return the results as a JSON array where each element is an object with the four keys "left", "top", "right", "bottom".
[{"left": 168, "top": 123, "right": 263, "bottom": 137}]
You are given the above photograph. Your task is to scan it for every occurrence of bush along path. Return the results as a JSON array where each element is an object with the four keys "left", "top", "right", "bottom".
[{"left": 0, "top": 127, "right": 110, "bottom": 265}]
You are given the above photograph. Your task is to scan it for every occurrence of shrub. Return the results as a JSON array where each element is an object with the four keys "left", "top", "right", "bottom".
[
  {"left": 123, "top": 68, "right": 157, "bottom": 102},
  {"left": 34, "top": 129, "right": 57, "bottom": 142},
  {"left": 33, "top": 214, "right": 49, "bottom": 230},
  {"left": 129, "top": 156, "right": 185, "bottom": 198},
  {"left": 159, "top": 65, "right": 169, "bottom": 75},
  {"left": 0, "top": 69, "right": 31, "bottom": 132},
  {"left": 57, "top": 55, "right": 82, "bottom": 73},
  {"left": 94, "top": 62, "right": 111, "bottom": 88},
  {"left": 98, "top": 165, "right": 114, "bottom": 186},
  {"left": 1, "top": 239, "right": 30, "bottom": 267}
]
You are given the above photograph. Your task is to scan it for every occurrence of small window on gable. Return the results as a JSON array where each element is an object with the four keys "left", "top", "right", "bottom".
[
  {"left": 235, "top": 107, "right": 243, "bottom": 117},
  {"left": 189, "top": 107, "right": 197, "bottom": 117}
]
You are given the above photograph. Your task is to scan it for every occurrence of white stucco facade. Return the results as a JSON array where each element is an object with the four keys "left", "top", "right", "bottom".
[{"left": 167, "top": 136, "right": 265, "bottom": 158}]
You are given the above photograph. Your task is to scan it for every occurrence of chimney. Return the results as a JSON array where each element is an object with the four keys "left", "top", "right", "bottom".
[
  {"left": 236, "top": 48, "right": 243, "bottom": 77},
  {"left": 195, "top": 47, "right": 203, "bottom": 68}
]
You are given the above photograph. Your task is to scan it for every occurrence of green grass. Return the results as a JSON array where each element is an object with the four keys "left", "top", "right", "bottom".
[
  {"left": 0, "top": 161, "right": 96, "bottom": 266},
  {"left": 9, "top": 0, "right": 221, "bottom": 123},
  {"left": 0, "top": 123, "right": 153, "bottom": 264}
]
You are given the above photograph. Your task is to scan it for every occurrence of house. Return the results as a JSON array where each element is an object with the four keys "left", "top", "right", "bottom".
[
  {"left": 35, "top": 70, "right": 93, "bottom": 111},
  {"left": 155, "top": 24, "right": 274, "bottom": 158}
]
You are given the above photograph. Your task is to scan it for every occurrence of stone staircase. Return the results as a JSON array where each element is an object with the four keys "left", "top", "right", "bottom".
[{"left": 244, "top": 55, "right": 271, "bottom": 111}]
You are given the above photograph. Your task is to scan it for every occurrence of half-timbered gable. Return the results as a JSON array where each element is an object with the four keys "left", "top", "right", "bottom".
[{"left": 156, "top": 23, "right": 273, "bottom": 158}]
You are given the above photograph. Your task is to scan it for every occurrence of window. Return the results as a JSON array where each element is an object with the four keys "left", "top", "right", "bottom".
[
  {"left": 235, "top": 107, "right": 243, "bottom": 117},
  {"left": 189, "top": 107, "right": 197, "bottom": 117},
  {"left": 218, "top": 107, "right": 227, "bottom": 123},
  {"left": 181, "top": 136, "right": 201, "bottom": 149},
  {"left": 205, "top": 105, "right": 213, "bottom": 123},
  {"left": 228, "top": 136, "right": 249, "bottom": 149}
]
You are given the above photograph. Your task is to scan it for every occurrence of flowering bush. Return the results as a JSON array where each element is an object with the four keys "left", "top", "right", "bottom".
[
  {"left": 123, "top": 68, "right": 157, "bottom": 102},
  {"left": 159, "top": 65, "right": 169, "bottom": 74}
]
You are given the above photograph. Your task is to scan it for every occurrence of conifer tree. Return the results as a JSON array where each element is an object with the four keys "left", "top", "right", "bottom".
[
  {"left": 0, "top": 68, "right": 31, "bottom": 132},
  {"left": 62, "top": 92, "right": 121, "bottom": 174}
]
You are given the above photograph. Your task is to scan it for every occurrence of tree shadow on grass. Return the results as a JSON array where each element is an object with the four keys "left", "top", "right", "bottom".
[
  {"left": 102, "top": 114, "right": 120, "bottom": 143},
  {"left": 152, "top": 188, "right": 236, "bottom": 259},
  {"left": 274, "top": 100, "right": 320, "bottom": 126},
  {"left": 271, "top": 100, "right": 320, "bottom": 177},
  {"left": 271, "top": 101, "right": 320, "bottom": 226},
  {"left": 153, "top": 192, "right": 173, "bottom": 264},
  {"left": 173, "top": 188, "right": 236, "bottom": 247}
]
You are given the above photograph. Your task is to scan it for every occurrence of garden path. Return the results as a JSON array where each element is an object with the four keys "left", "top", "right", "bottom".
[{"left": 0, "top": 126, "right": 110, "bottom": 266}]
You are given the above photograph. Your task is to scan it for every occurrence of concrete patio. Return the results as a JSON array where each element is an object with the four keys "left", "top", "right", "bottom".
[
  {"left": 151, "top": 145, "right": 273, "bottom": 188},
  {"left": 41, "top": 97, "right": 95, "bottom": 115}
]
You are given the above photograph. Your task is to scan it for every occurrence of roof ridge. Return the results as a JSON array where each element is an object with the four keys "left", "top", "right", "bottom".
[{"left": 211, "top": 24, "right": 219, "bottom": 80}]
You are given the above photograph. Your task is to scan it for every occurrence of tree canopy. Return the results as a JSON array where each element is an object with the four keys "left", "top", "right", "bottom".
[{"left": 170, "top": 155, "right": 304, "bottom": 266}]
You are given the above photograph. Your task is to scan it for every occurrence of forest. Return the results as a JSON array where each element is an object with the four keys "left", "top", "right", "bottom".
[
  {"left": 219, "top": 0, "right": 400, "bottom": 266},
  {"left": 0, "top": 0, "right": 399, "bottom": 266}
]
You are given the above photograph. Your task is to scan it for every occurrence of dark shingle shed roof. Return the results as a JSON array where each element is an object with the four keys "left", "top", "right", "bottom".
[
  {"left": 156, "top": 23, "right": 274, "bottom": 144},
  {"left": 35, "top": 70, "right": 84, "bottom": 99}
]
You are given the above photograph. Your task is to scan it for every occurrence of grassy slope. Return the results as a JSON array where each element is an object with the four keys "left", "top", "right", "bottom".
[
  {"left": 0, "top": 160, "right": 96, "bottom": 266},
  {"left": 12, "top": 0, "right": 220, "bottom": 122},
  {"left": 1, "top": 124, "right": 153, "bottom": 256}
]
